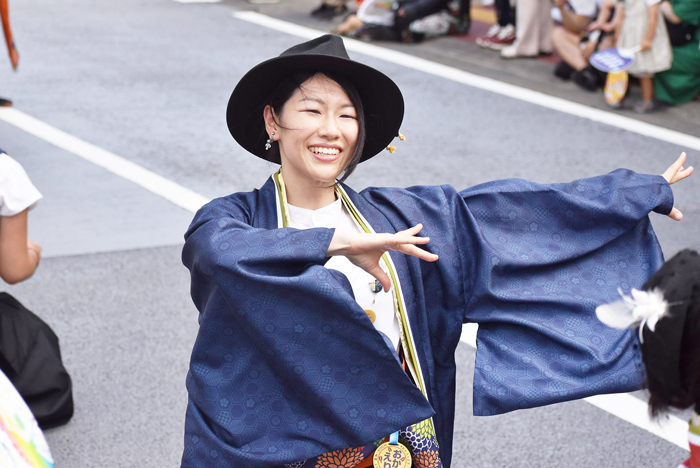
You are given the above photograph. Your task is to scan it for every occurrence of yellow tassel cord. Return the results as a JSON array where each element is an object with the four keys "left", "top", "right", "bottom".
[
  {"left": 398, "top": 132, "right": 406, "bottom": 141},
  {"left": 386, "top": 145, "right": 396, "bottom": 153}
]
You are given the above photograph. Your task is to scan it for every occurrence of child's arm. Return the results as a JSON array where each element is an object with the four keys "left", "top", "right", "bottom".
[
  {"left": 660, "top": 0, "right": 681, "bottom": 24},
  {"left": 588, "top": 0, "right": 614, "bottom": 31},
  {"left": 641, "top": 2, "right": 659, "bottom": 50},
  {"left": 614, "top": 3, "right": 625, "bottom": 45}
]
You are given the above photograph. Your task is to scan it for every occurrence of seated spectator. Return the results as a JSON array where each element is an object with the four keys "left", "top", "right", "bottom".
[
  {"left": 333, "top": 0, "right": 451, "bottom": 41},
  {"left": 311, "top": 0, "right": 350, "bottom": 19},
  {"left": 552, "top": 0, "right": 615, "bottom": 91},
  {"left": 500, "top": 0, "right": 553, "bottom": 58},
  {"left": 654, "top": 0, "right": 700, "bottom": 105},
  {"left": 476, "top": 0, "right": 516, "bottom": 50},
  {"left": 0, "top": 149, "right": 41, "bottom": 285}
]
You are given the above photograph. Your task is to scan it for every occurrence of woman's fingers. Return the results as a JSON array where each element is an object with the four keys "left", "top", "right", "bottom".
[
  {"left": 367, "top": 264, "right": 392, "bottom": 292},
  {"left": 668, "top": 207, "right": 683, "bottom": 221},
  {"left": 672, "top": 165, "right": 694, "bottom": 184},
  {"left": 659, "top": 152, "right": 692, "bottom": 221},
  {"left": 397, "top": 223, "right": 425, "bottom": 237},
  {"left": 662, "top": 152, "right": 693, "bottom": 184},
  {"left": 397, "top": 244, "right": 439, "bottom": 262}
]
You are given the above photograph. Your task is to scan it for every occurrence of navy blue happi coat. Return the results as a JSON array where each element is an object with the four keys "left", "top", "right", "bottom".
[{"left": 181, "top": 170, "right": 672, "bottom": 468}]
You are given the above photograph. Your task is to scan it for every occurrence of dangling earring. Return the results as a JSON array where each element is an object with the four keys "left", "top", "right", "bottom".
[{"left": 265, "top": 132, "right": 275, "bottom": 151}]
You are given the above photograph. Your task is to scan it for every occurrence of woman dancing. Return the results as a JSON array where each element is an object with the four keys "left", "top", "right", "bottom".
[{"left": 181, "top": 34, "right": 692, "bottom": 468}]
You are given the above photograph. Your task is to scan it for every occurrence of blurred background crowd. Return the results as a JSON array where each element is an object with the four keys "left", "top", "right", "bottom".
[{"left": 248, "top": 0, "right": 699, "bottom": 113}]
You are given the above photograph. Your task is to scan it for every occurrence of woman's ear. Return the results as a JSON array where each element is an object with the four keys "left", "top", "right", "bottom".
[{"left": 263, "top": 105, "right": 277, "bottom": 139}]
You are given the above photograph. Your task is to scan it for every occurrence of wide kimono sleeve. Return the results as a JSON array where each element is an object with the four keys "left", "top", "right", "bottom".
[
  {"left": 180, "top": 194, "right": 434, "bottom": 468},
  {"left": 456, "top": 169, "right": 673, "bottom": 415}
]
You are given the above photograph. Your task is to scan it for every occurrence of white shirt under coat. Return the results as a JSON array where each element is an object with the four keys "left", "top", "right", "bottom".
[{"left": 287, "top": 198, "right": 401, "bottom": 351}]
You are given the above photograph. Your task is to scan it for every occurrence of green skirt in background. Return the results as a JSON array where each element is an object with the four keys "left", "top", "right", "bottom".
[{"left": 654, "top": 0, "right": 700, "bottom": 105}]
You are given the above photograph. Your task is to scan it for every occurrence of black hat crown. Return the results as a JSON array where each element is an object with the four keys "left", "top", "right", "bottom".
[{"left": 280, "top": 35, "right": 351, "bottom": 60}]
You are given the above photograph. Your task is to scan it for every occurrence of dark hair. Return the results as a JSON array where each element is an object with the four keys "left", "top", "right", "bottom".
[
  {"left": 263, "top": 71, "right": 366, "bottom": 184},
  {"left": 647, "top": 295, "right": 700, "bottom": 418}
]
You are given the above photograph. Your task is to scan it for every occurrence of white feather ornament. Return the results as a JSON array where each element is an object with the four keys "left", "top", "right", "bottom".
[{"left": 595, "top": 288, "right": 668, "bottom": 343}]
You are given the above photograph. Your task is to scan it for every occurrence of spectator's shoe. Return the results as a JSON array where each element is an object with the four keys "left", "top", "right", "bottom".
[
  {"left": 475, "top": 24, "right": 502, "bottom": 48},
  {"left": 633, "top": 99, "right": 655, "bottom": 113},
  {"left": 571, "top": 66, "right": 600, "bottom": 91},
  {"left": 554, "top": 61, "right": 575, "bottom": 80},
  {"left": 0, "top": 98, "right": 12, "bottom": 107},
  {"left": 500, "top": 44, "right": 536, "bottom": 59},
  {"left": 311, "top": 3, "right": 347, "bottom": 19},
  {"left": 487, "top": 24, "right": 515, "bottom": 50}
]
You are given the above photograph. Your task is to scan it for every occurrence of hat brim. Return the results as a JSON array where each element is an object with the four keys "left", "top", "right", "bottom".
[{"left": 227, "top": 53, "right": 404, "bottom": 163}]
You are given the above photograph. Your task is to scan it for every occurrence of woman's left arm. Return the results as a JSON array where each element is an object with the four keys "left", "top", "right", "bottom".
[
  {"left": 661, "top": 152, "right": 693, "bottom": 220},
  {"left": 458, "top": 153, "right": 693, "bottom": 416}
]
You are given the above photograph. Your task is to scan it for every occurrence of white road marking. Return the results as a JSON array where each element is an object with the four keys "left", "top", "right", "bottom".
[
  {"left": 0, "top": 108, "right": 210, "bottom": 214},
  {"left": 461, "top": 323, "right": 689, "bottom": 450},
  {"left": 232, "top": 11, "right": 700, "bottom": 153}
]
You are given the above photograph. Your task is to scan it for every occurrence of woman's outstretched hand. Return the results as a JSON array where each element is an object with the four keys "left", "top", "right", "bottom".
[
  {"left": 327, "top": 223, "right": 439, "bottom": 292},
  {"left": 662, "top": 152, "right": 693, "bottom": 221}
]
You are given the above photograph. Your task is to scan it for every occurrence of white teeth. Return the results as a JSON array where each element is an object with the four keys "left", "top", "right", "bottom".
[{"left": 309, "top": 147, "right": 340, "bottom": 156}]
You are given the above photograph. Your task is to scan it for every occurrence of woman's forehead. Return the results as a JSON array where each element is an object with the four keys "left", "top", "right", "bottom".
[{"left": 291, "top": 74, "right": 353, "bottom": 106}]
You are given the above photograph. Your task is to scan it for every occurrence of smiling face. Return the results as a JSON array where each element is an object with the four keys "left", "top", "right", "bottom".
[{"left": 264, "top": 73, "right": 359, "bottom": 190}]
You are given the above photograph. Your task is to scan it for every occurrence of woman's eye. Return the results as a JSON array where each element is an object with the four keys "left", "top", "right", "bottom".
[
  {"left": 341, "top": 114, "right": 357, "bottom": 120},
  {"left": 304, "top": 109, "right": 321, "bottom": 114}
]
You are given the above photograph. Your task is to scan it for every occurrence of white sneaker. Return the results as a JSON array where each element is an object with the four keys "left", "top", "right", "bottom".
[
  {"left": 496, "top": 23, "right": 515, "bottom": 40},
  {"left": 475, "top": 24, "right": 503, "bottom": 47},
  {"left": 500, "top": 44, "right": 526, "bottom": 58},
  {"left": 484, "top": 23, "right": 502, "bottom": 38}
]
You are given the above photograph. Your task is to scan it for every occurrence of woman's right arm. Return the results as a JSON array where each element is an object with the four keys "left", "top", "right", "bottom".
[
  {"left": 0, "top": 209, "right": 41, "bottom": 284},
  {"left": 326, "top": 224, "right": 438, "bottom": 292}
]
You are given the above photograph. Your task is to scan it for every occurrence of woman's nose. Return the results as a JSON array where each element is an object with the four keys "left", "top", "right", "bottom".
[{"left": 318, "top": 115, "right": 341, "bottom": 139}]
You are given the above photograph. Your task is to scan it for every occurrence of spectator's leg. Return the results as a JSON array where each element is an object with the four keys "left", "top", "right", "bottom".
[
  {"left": 501, "top": 0, "right": 541, "bottom": 56},
  {"left": 332, "top": 14, "right": 363, "bottom": 35},
  {"left": 552, "top": 26, "right": 587, "bottom": 70},
  {"left": 634, "top": 76, "right": 655, "bottom": 113},
  {"left": 311, "top": 0, "right": 348, "bottom": 18},
  {"left": 597, "top": 34, "right": 614, "bottom": 51},
  {"left": 458, "top": 0, "right": 471, "bottom": 32},
  {"left": 394, "top": 0, "right": 450, "bottom": 31},
  {"left": 495, "top": 0, "right": 513, "bottom": 26},
  {"left": 537, "top": 0, "right": 553, "bottom": 54}
]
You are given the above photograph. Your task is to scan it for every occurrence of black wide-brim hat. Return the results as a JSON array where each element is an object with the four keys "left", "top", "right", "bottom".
[{"left": 226, "top": 34, "right": 404, "bottom": 162}]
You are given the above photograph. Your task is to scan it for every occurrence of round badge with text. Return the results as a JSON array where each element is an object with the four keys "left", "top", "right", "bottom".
[{"left": 373, "top": 442, "right": 412, "bottom": 468}]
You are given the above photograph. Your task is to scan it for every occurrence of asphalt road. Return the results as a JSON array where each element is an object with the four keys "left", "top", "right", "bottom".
[{"left": 1, "top": 0, "right": 697, "bottom": 466}]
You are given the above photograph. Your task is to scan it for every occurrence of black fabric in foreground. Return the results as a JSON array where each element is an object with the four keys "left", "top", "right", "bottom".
[{"left": 0, "top": 292, "right": 74, "bottom": 429}]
